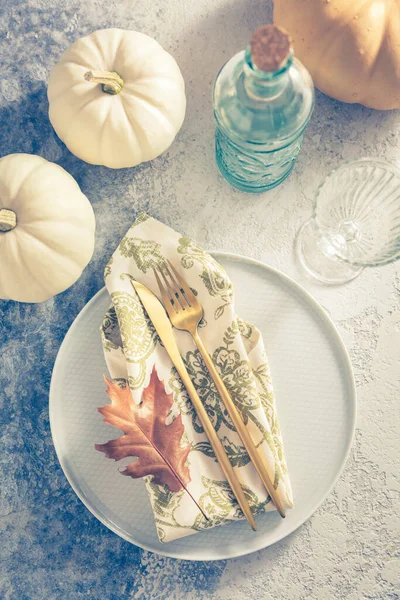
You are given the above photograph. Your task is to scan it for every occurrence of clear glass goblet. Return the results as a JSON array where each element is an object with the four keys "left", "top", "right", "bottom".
[{"left": 296, "top": 158, "right": 400, "bottom": 284}]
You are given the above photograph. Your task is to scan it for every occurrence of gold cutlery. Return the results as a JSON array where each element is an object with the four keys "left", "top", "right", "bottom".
[
  {"left": 130, "top": 279, "right": 257, "bottom": 531},
  {"left": 154, "top": 260, "right": 286, "bottom": 518}
]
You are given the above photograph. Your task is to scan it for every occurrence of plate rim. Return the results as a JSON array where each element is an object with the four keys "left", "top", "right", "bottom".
[{"left": 49, "top": 251, "right": 356, "bottom": 561}]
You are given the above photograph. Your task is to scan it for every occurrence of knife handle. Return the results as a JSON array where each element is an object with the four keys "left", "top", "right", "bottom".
[{"left": 175, "top": 362, "right": 257, "bottom": 531}]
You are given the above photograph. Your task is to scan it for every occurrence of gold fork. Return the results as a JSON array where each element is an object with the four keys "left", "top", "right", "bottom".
[{"left": 154, "top": 260, "right": 286, "bottom": 518}]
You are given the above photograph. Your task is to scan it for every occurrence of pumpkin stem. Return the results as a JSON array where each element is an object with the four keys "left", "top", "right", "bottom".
[
  {"left": 84, "top": 70, "right": 124, "bottom": 95},
  {"left": 0, "top": 208, "right": 16, "bottom": 232}
]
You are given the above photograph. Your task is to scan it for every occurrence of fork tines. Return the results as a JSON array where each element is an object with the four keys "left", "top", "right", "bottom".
[{"left": 154, "top": 260, "right": 195, "bottom": 313}]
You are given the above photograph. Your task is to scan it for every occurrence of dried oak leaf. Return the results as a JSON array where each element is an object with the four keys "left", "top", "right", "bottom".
[{"left": 95, "top": 366, "right": 191, "bottom": 492}]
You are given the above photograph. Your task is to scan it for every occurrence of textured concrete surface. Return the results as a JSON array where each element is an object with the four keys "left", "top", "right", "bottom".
[{"left": 0, "top": 0, "right": 399, "bottom": 598}]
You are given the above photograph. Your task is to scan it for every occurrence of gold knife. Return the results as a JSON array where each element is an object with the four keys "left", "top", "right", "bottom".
[{"left": 131, "top": 280, "right": 257, "bottom": 531}]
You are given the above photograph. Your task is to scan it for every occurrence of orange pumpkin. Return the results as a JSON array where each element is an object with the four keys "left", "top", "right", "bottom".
[{"left": 274, "top": 0, "right": 400, "bottom": 110}]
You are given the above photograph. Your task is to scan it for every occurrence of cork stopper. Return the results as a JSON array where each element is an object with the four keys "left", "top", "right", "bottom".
[{"left": 250, "top": 25, "right": 292, "bottom": 73}]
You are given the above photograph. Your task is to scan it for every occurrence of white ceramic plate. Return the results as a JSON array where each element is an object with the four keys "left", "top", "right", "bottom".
[{"left": 50, "top": 253, "right": 356, "bottom": 561}]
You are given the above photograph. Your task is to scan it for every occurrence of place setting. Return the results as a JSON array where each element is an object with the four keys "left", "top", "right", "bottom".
[{"left": 49, "top": 213, "right": 357, "bottom": 560}]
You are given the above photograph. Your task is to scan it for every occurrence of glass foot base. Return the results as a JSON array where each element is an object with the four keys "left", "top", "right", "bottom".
[{"left": 295, "top": 219, "right": 363, "bottom": 285}]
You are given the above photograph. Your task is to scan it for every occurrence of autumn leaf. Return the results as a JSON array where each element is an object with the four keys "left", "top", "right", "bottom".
[{"left": 96, "top": 367, "right": 206, "bottom": 517}]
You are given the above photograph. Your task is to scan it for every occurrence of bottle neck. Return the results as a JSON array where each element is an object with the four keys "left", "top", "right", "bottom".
[{"left": 243, "top": 46, "right": 292, "bottom": 100}]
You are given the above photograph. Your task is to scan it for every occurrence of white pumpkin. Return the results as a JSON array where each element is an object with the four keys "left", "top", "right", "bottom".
[
  {"left": 0, "top": 154, "right": 95, "bottom": 303},
  {"left": 47, "top": 29, "right": 186, "bottom": 169}
]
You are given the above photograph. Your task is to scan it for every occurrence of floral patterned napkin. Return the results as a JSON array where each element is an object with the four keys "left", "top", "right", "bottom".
[{"left": 100, "top": 213, "right": 293, "bottom": 542}]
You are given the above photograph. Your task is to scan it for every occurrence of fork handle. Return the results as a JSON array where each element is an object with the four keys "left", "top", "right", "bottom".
[{"left": 192, "top": 330, "right": 286, "bottom": 518}]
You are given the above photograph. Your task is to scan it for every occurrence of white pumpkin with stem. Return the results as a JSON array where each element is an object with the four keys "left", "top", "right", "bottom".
[
  {"left": 47, "top": 29, "right": 187, "bottom": 168},
  {"left": 0, "top": 154, "right": 95, "bottom": 303}
]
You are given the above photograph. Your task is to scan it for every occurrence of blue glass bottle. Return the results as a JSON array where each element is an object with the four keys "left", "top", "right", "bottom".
[{"left": 213, "top": 25, "right": 314, "bottom": 193}]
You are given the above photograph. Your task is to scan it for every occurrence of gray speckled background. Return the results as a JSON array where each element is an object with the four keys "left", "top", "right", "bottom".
[{"left": 1, "top": 0, "right": 399, "bottom": 599}]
